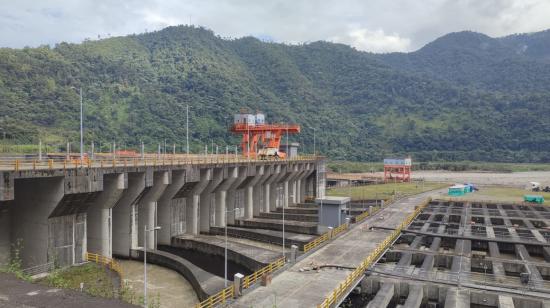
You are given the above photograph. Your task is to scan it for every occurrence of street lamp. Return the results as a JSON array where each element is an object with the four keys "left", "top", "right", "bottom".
[
  {"left": 70, "top": 86, "right": 84, "bottom": 160},
  {"left": 312, "top": 127, "right": 316, "bottom": 156},
  {"left": 139, "top": 225, "right": 161, "bottom": 308},
  {"left": 224, "top": 208, "right": 238, "bottom": 287},
  {"left": 186, "top": 104, "right": 189, "bottom": 155}
]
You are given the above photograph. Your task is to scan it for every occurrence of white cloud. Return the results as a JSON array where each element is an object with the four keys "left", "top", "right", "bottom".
[
  {"left": 0, "top": 0, "right": 550, "bottom": 52},
  {"left": 332, "top": 28, "right": 412, "bottom": 53}
]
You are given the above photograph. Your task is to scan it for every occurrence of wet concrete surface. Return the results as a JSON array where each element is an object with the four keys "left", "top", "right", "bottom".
[
  {"left": 0, "top": 272, "right": 137, "bottom": 308},
  {"left": 118, "top": 259, "right": 199, "bottom": 308}
]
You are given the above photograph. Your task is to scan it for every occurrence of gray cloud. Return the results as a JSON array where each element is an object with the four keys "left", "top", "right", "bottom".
[{"left": 1, "top": 0, "right": 550, "bottom": 52}]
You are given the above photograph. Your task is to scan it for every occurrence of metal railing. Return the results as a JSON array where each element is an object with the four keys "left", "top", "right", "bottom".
[
  {"left": 194, "top": 256, "right": 286, "bottom": 308},
  {"left": 21, "top": 262, "right": 55, "bottom": 276},
  {"left": 85, "top": 252, "right": 123, "bottom": 276},
  {"left": 1, "top": 154, "right": 320, "bottom": 172},
  {"left": 332, "top": 223, "right": 349, "bottom": 238},
  {"left": 317, "top": 198, "right": 431, "bottom": 308},
  {"left": 303, "top": 223, "right": 350, "bottom": 253},
  {"left": 303, "top": 232, "right": 330, "bottom": 253},
  {"left": 242, "top": 256, "right": 286, "bottom": 289},
  {"left": 194, "top": 285, "right": 235, "bottom": 308}
]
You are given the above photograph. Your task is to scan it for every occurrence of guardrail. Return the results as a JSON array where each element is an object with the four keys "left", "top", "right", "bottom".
[
  {"left": 194, "top": 285, "right": 234, "bottom": 308},
  {"left": 331, "top": 222, "right": 349, "bottom": 238},
  {"left": 317, "top": 198, "right": 431, "bottom": 308},
  {"left": 1, "top": 154, "right": 321, "bottom": 172},
  {"left": 21, "top": 262, "right": 55, "bottom": 276},
  {"left": 303, "top": 232, "right": 330, "bottom": 253},
  {"left": 85, "top": 252, "right": 123, "bottom": 276},
  {"left": 194, "top": 256, "right": 286, "bottom": 308},
  {"left": 242, "top": 256, "right": 286, "bottom": 289},
  {"left": 303, "top": 223, "right": 350, "bottom": 253}
]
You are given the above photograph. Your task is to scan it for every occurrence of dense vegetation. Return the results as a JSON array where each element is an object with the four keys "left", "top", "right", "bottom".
[{"left": 1, "top": 26, "right": 549, "bottom": 162}]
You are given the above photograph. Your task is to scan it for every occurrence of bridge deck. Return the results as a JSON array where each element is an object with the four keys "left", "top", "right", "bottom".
[{"left": 231, "top": 191, "right": 439, "bottom": 308}]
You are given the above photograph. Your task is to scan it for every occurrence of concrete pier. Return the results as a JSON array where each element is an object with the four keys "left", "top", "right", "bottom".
[{"left": 0, "top": 157, "right": 323, "bottom": 271}]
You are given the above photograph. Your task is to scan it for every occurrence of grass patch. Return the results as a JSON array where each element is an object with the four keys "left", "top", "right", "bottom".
[
  {"left": 41, "top": 263, "right": 118, "bottom": 298},
  {"left": 442, "top": 186, "right": 550, "bottom": 205},
  {"left": 327, "top": 182, "right": 448, "bottom": 200},
  {"left": 327, "top": 160, "right": 550, "bottom": 173}
]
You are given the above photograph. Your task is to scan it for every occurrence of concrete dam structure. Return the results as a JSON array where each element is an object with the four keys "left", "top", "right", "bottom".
[{"left": 0, "top": 156, "right": 325, "bottom": 272}]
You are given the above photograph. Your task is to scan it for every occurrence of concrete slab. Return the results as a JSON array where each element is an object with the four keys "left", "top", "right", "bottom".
[
  {"left": 444, "top": 288, "right": 470, "bottom": 308},
  {"left": 231, "top": 191, "right": 436, "bottom": 308},
  {"left": 498, "top": 295, "right": 515, "bottom": 308}
]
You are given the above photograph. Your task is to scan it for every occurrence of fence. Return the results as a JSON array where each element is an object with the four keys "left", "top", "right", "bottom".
[
  {"left": 194, "top": 256, "right": 286, "bottom": 308},
  {"left": 303, "top": 223, "right": 350, "bottom": 253},
  {"left": 194, "top": 286, "right": 235, "bottom": 308},
  {"left": 21, "top": 262, "right": 55, "bottom": 276},
  {"left": 1, "top": 154, "right": 320, "bottom": 172},
  {"left": 84, "top": 252, "right": 123, "bottom": 276},
  {"left": 317, "top": 198, "right": 431, "bottom": 308},
  {"left": 242, "top": 256, "right": 286, "bottom": 289}
]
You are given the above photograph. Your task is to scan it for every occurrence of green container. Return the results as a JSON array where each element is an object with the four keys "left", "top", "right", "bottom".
[
  {"left": 448, "top": 186, "right": 466, "bottom": 196},
  {"left": 524, "top": 195, "right": 544, "bottom": 204}
]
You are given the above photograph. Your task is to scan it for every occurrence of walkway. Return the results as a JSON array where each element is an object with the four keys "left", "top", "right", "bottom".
[{"left": 232, "top": 191, "right": 440, "bottom": 308}]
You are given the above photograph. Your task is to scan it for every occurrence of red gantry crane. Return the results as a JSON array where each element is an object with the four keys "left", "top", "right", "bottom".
[{"left": 230, "top": 111, "right": 300, "bottom": 159}]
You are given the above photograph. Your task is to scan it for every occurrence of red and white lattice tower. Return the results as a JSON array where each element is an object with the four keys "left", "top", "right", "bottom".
[{"left": 383, "top": 157, "right": 412, "bottom": 183}]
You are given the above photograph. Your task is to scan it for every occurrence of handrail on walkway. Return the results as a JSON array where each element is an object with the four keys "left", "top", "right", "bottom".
[
  {"left": 317, "top": 197, "right": 431, "bottom": 308},
  {"left": 85, "top": 252, "right": 123, "bottom": 276},
  {"left": 194, "top": 256, "right": 286, "bottom": 308},
  {"left": 3, "top": 154, "right": 321, "bottom": 172}
]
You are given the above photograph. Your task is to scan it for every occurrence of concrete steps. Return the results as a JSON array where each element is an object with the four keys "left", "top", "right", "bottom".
[
  {"left": 294, "top": 202, "right": 318, "bottom": 208},
  {"left": 273, "top": 207, "right": 318, "bottom": 215},
  {"left": 208, "top": 226, "right": 316, "bottom": 250},
  {"left": 231, "top": 217, "right": 320, "bottom": 235},
  {"left": 257, "top": 211, "right": 318, "bottom": 222}
]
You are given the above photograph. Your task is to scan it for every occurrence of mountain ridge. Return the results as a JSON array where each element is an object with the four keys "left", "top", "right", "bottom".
[{"left": 1, "top": 25, "right": 549, "bottom": 162}]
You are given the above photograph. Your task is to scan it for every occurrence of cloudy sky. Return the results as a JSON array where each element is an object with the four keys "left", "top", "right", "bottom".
[{"left": 1, "top": 0, "right": 550, "bottom": 52}]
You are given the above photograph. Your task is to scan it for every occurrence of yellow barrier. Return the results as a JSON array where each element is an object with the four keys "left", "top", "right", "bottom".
[
  {"left": 194, "top": 286, "right": 234, "bottom": 308},
  {"left": 194, "top": 256, "right": 285, "bottom": 308},
  {"left": 85, "top": 252, "right": 123, "bottom": 276},
  {"left": 242, "top": 257, "right": 286, "bottom": 289},
  {"left": 303, "top": 222, "right": 350, "bottom": 253},
  {"left": 317, "top": 198, "right": 431, "bottom": 308},
  {"left": 303, "top": 232, "right": 330, "bottom": 253},
  {"left": 331, "top": 223, "right": 349, "bottom": 238},
  {"left": 3, "top": 155, "right": 322, "bottom": 172}
]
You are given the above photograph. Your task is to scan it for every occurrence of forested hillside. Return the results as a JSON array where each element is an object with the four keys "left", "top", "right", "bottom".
[{"left": 0, "top": 26, "right": 549, "bottom": 162}]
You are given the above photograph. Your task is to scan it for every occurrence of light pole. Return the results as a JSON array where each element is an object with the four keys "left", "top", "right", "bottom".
[
  {"left": 70, "top": 86, "right": 84, "bottom": 160},
  {"left": 224, "top": 208, "right": 238, "bottom": 287},
  {"left": 312, "top": 127, "right": 316, "bottom": 156},
  {"left": 142, "top": 225, "right": 161, "bottom": 308},
  {"left": 282, "top": 192, "right": 285, "bottom": 257},
  {"left": 186, "top": 104, "right": 189, "bottom": 155},
  {"left": 286, "top": 126, "right": 289, "bottom": 160},
  {"left": 79, "top": 87, "right": 83, "bottom": 161}
]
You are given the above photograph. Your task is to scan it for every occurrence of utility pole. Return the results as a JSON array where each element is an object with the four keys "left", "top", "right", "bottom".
[
  {"left": 186, "top": 104, "right": 189, "bottom": 155},
  {"left": 38, "top": 139, "right": 42, "bottom": 161},
  {"left": 313, "top": 127, "right": 316, "bottom": 156},
  {"left": 79, "top": 87, "right": 83, "bottom": 161}
]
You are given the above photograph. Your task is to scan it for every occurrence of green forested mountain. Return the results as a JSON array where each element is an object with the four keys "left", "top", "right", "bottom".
[{"left": 0, "top": 26, "right": 549, "bottom": 162}]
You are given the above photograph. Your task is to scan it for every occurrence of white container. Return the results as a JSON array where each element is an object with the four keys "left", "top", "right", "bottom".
[
  {"left": 234, "top": 114, "right": 255, "bottom": 125},
  {"left": 255, "top": 113, "right": 265, "bottom": 125}
]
